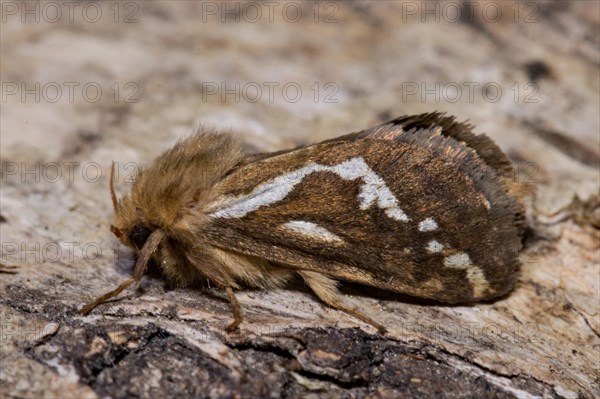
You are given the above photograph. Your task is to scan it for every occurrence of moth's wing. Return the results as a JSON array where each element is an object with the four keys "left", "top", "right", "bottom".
[
  {"left": 202, "top": 113, "right": 525, "bottom": 303},
  {"left": 326, "top": 112, "right": 526, "bottom": 234},
  {"left": 326, "top": 112, "right": 515, "bottom": 178},
  {"left": 242, "top": 112, "right": 520, "bottom": 194}
]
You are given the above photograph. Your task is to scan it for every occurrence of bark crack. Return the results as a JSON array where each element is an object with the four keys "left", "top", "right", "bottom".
[{"left": 425, "top": 344, "right": 557, "bottom": 395}]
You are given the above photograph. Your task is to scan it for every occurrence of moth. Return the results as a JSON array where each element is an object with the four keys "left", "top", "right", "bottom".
[{"left": 81, "top": 113, "right": 527, "bottom": 333}]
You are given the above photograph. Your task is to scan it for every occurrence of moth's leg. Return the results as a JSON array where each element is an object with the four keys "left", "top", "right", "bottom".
[
  {"left": 81, "top": 230, "right": 163, "bottom": 315},
  {"left": 298, "top": 270, "right": 387, "bottom": 333},
  {"left": 80, "top": 277, "right": 136, "bottom": 315},
  {"left": 224, "top": 286, "right": 243, "bottom": 333}
]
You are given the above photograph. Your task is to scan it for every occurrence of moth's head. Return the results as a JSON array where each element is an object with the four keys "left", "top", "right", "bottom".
[
  {"left": 107, "top": 161, "right": 172, "bottom": 285},
  {"left": 108, "top": 132, "right": 242, "bottom": 246},
  {"left": 108, "top": 162, "right": 157, "bottom": 251},
  {"left": 110, "top": 216, "right": 154, "bottom": 251},
  {"left": 106, "top": 133, "right": 244, "bottom": 284}
]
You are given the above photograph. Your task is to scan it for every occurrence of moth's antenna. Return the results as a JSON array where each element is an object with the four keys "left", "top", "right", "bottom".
[
  {"left": 79, "top": 229, "right": 164, "bottom": 315},
  {"left": 110, "top": 161, "right": 119, "bottom": 214}
]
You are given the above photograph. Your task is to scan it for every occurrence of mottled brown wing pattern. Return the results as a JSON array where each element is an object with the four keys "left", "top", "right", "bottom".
[{"left": 203, "top": 116, "right": 524, "bottom": 303}]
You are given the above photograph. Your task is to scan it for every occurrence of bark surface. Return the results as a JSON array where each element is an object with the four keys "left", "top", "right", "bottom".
[{"left": 1, "top": 2, "right": 598, "bottom": 398}]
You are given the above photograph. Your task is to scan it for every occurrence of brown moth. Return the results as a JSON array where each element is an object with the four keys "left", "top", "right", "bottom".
[{"left": 80, "top": 113, "right": 527, "bottom": 333}]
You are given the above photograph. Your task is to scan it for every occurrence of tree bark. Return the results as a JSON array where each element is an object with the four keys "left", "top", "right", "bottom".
[{"left": 1, "top": 1, "right": 598, "bottom": 398}]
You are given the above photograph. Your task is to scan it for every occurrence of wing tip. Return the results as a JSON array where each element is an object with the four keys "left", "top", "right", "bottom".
[
  {"left": 375, "top": 112, "right": 528, "bottom": 239},
  {"left": 379, "top": 112, "right": 514, "bottom": 178}
]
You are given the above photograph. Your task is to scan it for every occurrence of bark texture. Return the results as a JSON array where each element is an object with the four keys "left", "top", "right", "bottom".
[{"left": 1, "top": 1, "right": 598, "bottom": 398}]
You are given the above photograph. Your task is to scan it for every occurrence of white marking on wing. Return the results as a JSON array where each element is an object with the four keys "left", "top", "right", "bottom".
[
  {"left": 443, "top": 252, "right": 489, "bottom": 298},
  {"left": 281, "top": 221, "right": 344, "bottom": 244},
  {"left": 444, "top": 253, "right": 470, "bottom": 267},
  {"left": 210, "top": 157, "right": 409, "bottom": 221},
  {"left": 426, "top": 240, "right": 444, "bottom": 253},
  {"left": 418, "top": 218, "right": 438, "bottom": 232},
  {"left": 209, "top": 166, "right": 314, "bottom": 219}
]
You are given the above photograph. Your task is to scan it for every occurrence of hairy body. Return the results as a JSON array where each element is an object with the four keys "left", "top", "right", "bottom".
[{"left": 81, "top": 113, "right": 527, "bottom": 332}]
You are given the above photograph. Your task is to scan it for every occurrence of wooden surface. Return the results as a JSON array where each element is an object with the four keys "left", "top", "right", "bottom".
[{"left": 1, "top": 1, "right": 598, "bottom": 398}]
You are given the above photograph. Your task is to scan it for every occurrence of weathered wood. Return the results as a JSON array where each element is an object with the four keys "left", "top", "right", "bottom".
[{"left": 1, "top": 2, "right": 598, "bottom": 398}]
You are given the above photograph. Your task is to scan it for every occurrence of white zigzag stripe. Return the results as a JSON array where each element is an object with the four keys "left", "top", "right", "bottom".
[{"left": 210, "top": 157, "right": 410, "bottom": 221}]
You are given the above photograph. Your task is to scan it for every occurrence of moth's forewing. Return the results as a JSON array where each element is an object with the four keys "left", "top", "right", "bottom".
[{"left": 203, "top": 117, "right": 524, "bottom": 304}]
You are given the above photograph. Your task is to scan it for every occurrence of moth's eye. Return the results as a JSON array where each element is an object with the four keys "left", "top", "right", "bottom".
[
  {"left": 110, "top": 225, "right": 123, "bottom": 238},
  {"left": 129, "top": 224, "right": 153, "bottom": 250}
]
